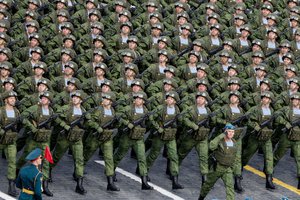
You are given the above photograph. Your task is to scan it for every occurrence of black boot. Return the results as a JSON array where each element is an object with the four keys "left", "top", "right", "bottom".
[
  {"left": 75, "top": 177, "right": 87, "bottom": 195},
  {"left": 298, "top": 177, "right": 300, "bottom": 189},
  {"left": 266, "top": 174, "right": 276, "bottom": 190},
  {"left": 141, "top": 176, "right": 153, "bottom": 190},
  {"left": 234, "top": 176, "right": 244, "bottom": 193},
  {"left": 8, "top": 180, "right": 17, "bottom": 197},
  {"left": 172, "top": 176, "right": 184, "bottom": 189},
  {"left": 130, "top": 149, "right": 137, "bottom": 159},
  {"left": 166, "top": 159, "right": 171, "bottom": 177},
  {"left": 198, "top": 196, "right": 205, "bottom": 200},
  {"left": 135, "top": 166, "right": 140, "bottom": 176},
  {"left": 113, "top": 173, "right": 117, "bottom": 182},
  {"left": 201, "top": 175, "right": 207, "bottom": 186},
  {"left": 73, "top": 171, "right": 77, "bottom": 181},
  {"left": 107, "top": 176, "right": 120, "bottom": 191},
  {"left": 42, "top": 180, "right": 53, "bottom": 196}
]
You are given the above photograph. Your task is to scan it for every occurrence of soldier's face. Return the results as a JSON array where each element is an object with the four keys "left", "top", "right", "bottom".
[
  {"left": 86, "top": 2, "right": 95, "bottom": 9},
  {"left": 67, "top": 84, "right": 76, "bottom": 91},
  {"left": 62, "top": 54, "right": 71, "bottom": 62},
  {"left": 132, "top": 85, "right": 141, "bottom": 93},
  {"left": 255, "top": 69, "right": 265, "bottom": 78},
  {"left": 206, "top": 8, "right": 213, "bottom": 15},
  {"left": 260, "top": 83, "right": 269, "bottom": 92},
  {"left": 163, "top": 84, "right": 172, "bottom": 92},
  {"left": 0, "top": 27, "right": 6, "bottom": 33},
  {"left": 241, "top": 30, "right": 249, "bottom": 37},
  {"left": 62, "top": 28, "right": 71, "bottom": 35},
  {"left": 57, "top": 16, "right": 67, "bottom": 23},
  {"left": 166, "top": 96, "right": 176, "bottom": 105},
  {"left": 119, "top": 15, "right": 128, "bottom": 23},
  {"left": 30, "top": 38, "right": 39, "bottom": 47},
  {"left": 280, "top": 47, "right": 289, "bottom": 54},
  {"left": 0, "top": 53, "right": 7, "bottom": 61},
  {"left": 150, "top": 17, "right": 159, "bottom": 24},
  {"left": 229, "top": 84, "right": 239, "bottom": 91},
  {"left": 220, "top": 56, "right": 229, "bottom": 63},
  {"left": 40, "top": 96, "right": 50, "bottom": 105},
  {"left": 268, "top": 32, "right": 277, "bottom": 40},
  {"left": 159, "top": 54, "right": 168, "bottom": 62},
  {"left": 38, "top": 84, "right": 47, "bottom": 92},
  {"left": 291, "top": 20, "right": 298, "bottom": 27},
  {"left": 64, "top": 67, "right": 74, "bottom": 75},
  {"left": 92, "top": 27, "right": 101, "bottom": 35},
  {"left": 296, "top": 35, "right": 300, "bottom": 42},
  {"left": 102, "top": 98, "right": 112, "bottom": 106},
  {"left": 165, "top": 71, "right": 174, "bottom": 79},
  {"left": 178, "top": 17, "right": 187, "bottom": 25},
  {"left": 197, "top": 84, "right": 207, "bottom": 92},
  {"left": 197, "top": 70, "right": 206, "bottom": 78},
  {"left": 121, "top": 26, "right": 131, "bottom": 34},
  {"left": 93, "top": 54, "right": 103, "bottom": 63},
  {"left": 193, "top": 45, "right": 202, "bottom": 52},
  {"left": 253, "top": 57, "right": 262, "bottom": 64},
  {"left": 134, "top": 98, "right": 144, "bottom": 106},
  {"left": 290, "top": 82, "right": 299, "bottom": 90},
  {"left": 230, "top": 95, "right": 239, "bottom": 104},
  {"left": 196, "top": 96, "right": 206, "bottom": 106},
  {"left": 34, "top": 68, "right": 44, "bottom": 76},
  {"left": 252, "top": 45, "right": 261, "bottom": 51},
  {"left": 261, "top": 97, "right": 271, "bottom": 105},
  {"left": 225, "top": 129, "right": 235, "bottom": 139},
  {"left": 147, "top": 6, "right": 156, "bottom": 13},
  {"left": 123, "top": 56, "right": 132, "bottom": 63},
  {"left": 189, "top": 55, "right": 198, "bottom": 63},
  {"left": 31, "top": 52, "right": 41, "bottom": 60},
  {"left": 0, "top": 68, "right": 9, "bottom": 76},
  {"left": 27, "top": 26, "right": 37, "bottom": 34},
  {"left": 261, "top": 9, "right": 271, "bottom": 16},
  {"left": 158, "top": 41, "right": 166, "bottom": 49},
  {"left": 125, "top": 68, "right": 135, "bottom": 77},
  {"left": 283, "top": 58, "right": 292, "bottom": 65},
  {"left": 228, "top": 69, "right": 237, "bottom": 77},
  {"left": 28, "top": 3, "right": 38, "bottom": 10},
  {"left": 292, "top": 98, "right": 300, "bottom": 107},
  {"left": 94, "top": 41, "right": 104, "bottom": 48},
  {"left": 95, "top": 68, "right": 105, "bottom": 76},
  {"left": 101, "top": 85, "right": 111, "bottom": 93},
  {"left": 6, "top": 96, "right": 16, "bottom": 106},
  {"left": 64, "top": 40, "right": 74, "bottom": 48},
  {"left": 152, "top": 28, "right": 161, "bottom": 36},
  {"left": 210, "top": 28, "right": 219, "bottom": 36},
  {"left": 72, "top": 96, "right": 82, "bottom": 105},
  {"left": 0, "top": 3, "right": 7, "bottom": 9},
  {"left": 115, "top": 5, "right": 124, "bottom": 13},
  {"left": 288, "top": 2, "right": 297, "bottom": 8},
  {"left": 286, "top": 70, "right": 295, "bottom": 78},
  {"left": 56, "top": 2, "right": 66, "bottom": 10},
  {"left": 128, "top": 41, "right": 137, "bottom": 49},
  {"left": 235, "top": 19, "right": 244, "bottom": 26},
  {"left": 4, "top": 83, "right": 13, "bottom": 91},
  {"left": 90, "top": 15, "right": 99, "bottom": 22}
]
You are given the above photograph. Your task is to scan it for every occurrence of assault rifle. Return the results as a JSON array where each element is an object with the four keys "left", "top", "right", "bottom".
[
  {"left": 122, "top": 111, "right": 155, "bottom": 132},
  {"left": 152, "top": 112, "right": 185, "bottom": 135},
  {"left": 281, "top": 118, "right": 300, "bottom": 132},
  {"left": 230, "top": 113, "right": 250, "bottom": 126},
  {"left": 186, "top": 112, "right": 217, "bottom": 134},
  {"left": 3, "top": 116, "right": 21, "bottom": 132}
]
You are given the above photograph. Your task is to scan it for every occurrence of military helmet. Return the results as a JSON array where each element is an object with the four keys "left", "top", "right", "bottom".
[
  {"left": 174, "top": 1, "right": 189, "bottom": 10},
  {"left": 127, "top": 35, "right": 138, "bottom": 43},
  {"left": 163, "top": 78, "right": 178, "bottom": 88},
  {"left": 0, "top": 0, "right": 12, "bottom": 7},
  {"left": 177, "top": 11, "right": 190, "bottom": 20},
  {"left": 37, "top": 78, "right": 51, "bottom": 88},
  {"left": 64, "top": 61, "right": 78, "bottom": 72},
  {"left": 267, "top": 27, "right": 279, "bottom": 35},
  {"left": 260, "top": 78, "right": 271, "bottom": 87},
  {"left": 285, "top": 64, "right": 297, "bottom": 75},
  {"left": 282, "top": 52, "right": 295, "bottom": 63},
  {"left": 0, "top": 61, "right": 12, "bottom": 71},
  {"left": 181, "top": 23, "right": 194, "bottom": 32},
  {"left": 223, "top": 39, "right": 234, "bottom": 47},
  {"left": 228, "top": 63, "right": 239, "bottom": 73},
  {"left": 3, "top": 77, "right": 16, "bottom": 88},
  {"left": 290, "top": 14, "right": 300, "bottom": 22},
  {"left": 61, "top": 48, "right": 76, "bottom": 59},
  {"left": 164, "top": 65, "right": 177, "bottom": 75},
  {"left": 86, "top": 0, "right": 99, "bottom": 6},
  {"left": 151, "top": 22, "right": 164, "bottom": 31},
  {"left": 2, "top": 90, "right": 17, "bottom": 100},
  {"left": 67, "top": 77, "right": 81, "bottom": 89},
  {"left": 261, "top": 3, "right": 273, "bottom": 12},
  {"left": 25, "top": 10, "right": 38, "bottom": 19},
  {"left": 279, "top": 40, "right": 292, "bottom": 49},
  {"left": 252, "top": 50, "right": 265, "bottom": 58},
  {"left": 145, "top": 0, "right": 158, "bottom": 8},
  {"left": 0, "top": 19, "right": 9, "bottom": 29},
  {"left": 210, "top": 23, "right": 221, "bottom": 31},
  {"left": 157, "top": 36, "right": 171, "bottom": 46},
  {"left": 26, "top": 20, "right": 39, "bottom": 29},
  {"left": 55, "top": 0, "right": 68, "bottom": 5},
  {"left": 133, "top": 91, "right": 147, "bottom": 100},
  {"left": 196, "top": 63, "right": 209, "bottom": 73},
  {"left": 196, "top": 79, "right": 209, "bottom": 86},
  {"left": 29, "top": 32, "right": 42, "bottom": 43},
  {"left": 0, "top": 47, "right": 11, "bottom": 58},
  {"left": 28, "top": 0, "right": 41, "bottom": 6},
  {"left": 193, "top": 39, "right": 204, "bottom": 47},
  {"left": 234, "top": 13, "right": 247, "bottom": 21},
  {"left": 39, "top": 91, "right": 53, "bottom": 102},
  {"left": 261, "top": 91, "right": 274, "bottom": 101},
  {"left": 57, "top": 9, "right": 69, "bottom": 18},
  {"left": 165, "top": 91, "right": 180, "bottom": 102},
  {"left": 219, "top": 50, "right": 231, "bottom": 58},
  {"left": 205, "top": 3, "right": 217, "bottom": 11},
  {"left": 94, "top": 62, "right": 108, "bottom": 73},
  {"left": 208, "top": 12, "right": 220, "bottom": 21},
  {"left": 33, "top": 62, "right": 47, "bottom": 72},
  {"left": 228, "top": 77, "right": 241, "bottom": 86},
  {"left": 91, "top": 21, "right": 104, "bottom": 31},
  {"left": 101, "top": 79, "right": 114, "bottom": 90},
  {"left": 121, "top": 49, "right": 135, "bottom": 59},
  {"left": 63, "top": 34, "right": 76, "bottom": 43},
  {"left": 229, "top": 90, "right": 241, "bottom": 99},
  {"left": 89, "top": 8, "right": 101, "bottom": 18},
  {"left": 234, "top": 3, "right": 246, "bottom": 11},
  {"left": 255, "top": 63, "right": 268, "bottom": 72},
  {"left": 188, "top": 50, "right": 200, "bottom": 59},
  {"left": 131, "top": 79, "right": 145, "bottom": 89},
  {"left": 119, "top": 9, "right": 131, "bottom": 18},
  {"left": 291, "top": 6, "right": 300, "bottom": 15},
  {"left": 120, "top": 21, "right": 132, "bottom": 30},
  {"left": 240, "top": 24, "right": 252, "bottom": 34},
  {"left": 149, "top": 11, "right": 163, "bottom": 21},
  {"left": 93, "top": 48, "right": 108, "bottom": 58},
  {"left": 115, "top": 0, "right": 127, "bottom": 7},
  {"left": 158, "top": 49, "right": 169, "bottom": 59},
  {"left": 125, "top": 63, "right": 139, "bottom": 74},
  {"left": 289, "top": 77, "right": 300, "bottom": 86},
  {"left": 196, "top": 91, "right": 209, "bottom": 100},
  {"left": 290, "top": 92, "right": 300, "bottom": 100},
  {"left": 70, "top": 90, "right": 85, "bottom": 100},
  {"left": 60, "top": 21, "right": 74, "bottom": 32},
  {"left": 30, "top": 46, "right": 43, "bottom": 56},
  {"left": 0, "top": 32, "right": 9, "bottom": 42},
  {"left": 266, "top": 13, "right": 278, "bottom": 23},
  {"left": 102, "top": 91, "right": 116, "bottom": 102}
]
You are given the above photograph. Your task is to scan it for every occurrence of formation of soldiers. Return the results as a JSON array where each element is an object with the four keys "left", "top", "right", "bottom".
[{"left": 1, "top": 0, "right": 300, "bottom": 199}]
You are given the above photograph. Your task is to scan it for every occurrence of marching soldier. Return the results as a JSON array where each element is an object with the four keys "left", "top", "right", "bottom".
[
  {"left": 0, "top": 90, "right": 20, "bottom": 197},
  {"left": 147, "top": 91, "right": 184, "bottom": 189},
  {"left": 51, "top": 90, "right": 90, "bottom": 195},
  {"left": 17, "top": 91, "right": 55, "bottom": 196},
  {"left": 242, "top": 91, "right": 276, "bottom": 190},
  {"left": 83, "top": 92, "right": 120, "bottom": 191},
  {"left": 114, "top": 91, "right": 153, "bottom": 190},
  {"left": 198, "top": 123, "right": 237, "bottom": 200}
]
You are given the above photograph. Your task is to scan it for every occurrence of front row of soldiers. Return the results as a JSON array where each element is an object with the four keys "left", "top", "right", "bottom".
[{"left": 1, "top": 87, "right": 300, "bottom": 199}]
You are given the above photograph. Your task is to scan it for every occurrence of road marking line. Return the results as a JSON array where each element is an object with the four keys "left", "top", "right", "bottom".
[
  {"left": 95, "top": 160, "right": 185, "bottom": 200},
  {"left": 245, "top": 165, "right": 300, "bottom": 195},
  {"left": 0, "top": 191, "right": 16, "bottom": 200}
]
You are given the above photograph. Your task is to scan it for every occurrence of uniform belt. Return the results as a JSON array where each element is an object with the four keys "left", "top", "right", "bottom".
[{"left": 22, "top": 188, "right": 34, "bottom": 195}]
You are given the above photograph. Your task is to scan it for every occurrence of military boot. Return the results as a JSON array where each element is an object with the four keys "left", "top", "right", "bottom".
[
  {"left": 201, "top": 175, "right": 207, "bottom": 186},
  {"left": 266, "top": 174, "right": 276, "bottom": 190},
  {"left": 234, "top": 176, "right": 244, "bottom": 193},
  {"left": 107, "top": 176, "right": 120, "bottom": 191},
  {"left": 8, "top": 180, "right": 17, "bottom": 197},
  {"left": 113, "top": 173, "right": 117, "bottom": 182},
  {"left": 141, "top": 176, "right": 153, "bottom": 190},
  {"left": 75, "top": 177, "right": 87, "bottom": 195},
  {"left": 172, "top": 176, "right": 184, "bottom": 189},
  {"left": 49, "top": 168, "right": 53, "bottom": 182},
  {"left": 42, "top": 180, "right": 53, "bottom": 196}
]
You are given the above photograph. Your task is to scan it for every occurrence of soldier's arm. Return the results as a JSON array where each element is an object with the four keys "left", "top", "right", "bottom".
[
  {"left": 33, "top": 173, "right": 43, "bottom": 200},
  {"left": 54, "top": 105, "right": 69, "bottom": 127},
  {"left": 181, "top": 107, "right": 198, "bottom": 130},
  {"left": 21, "top": 106, "right": 38, "bottom": 132},
  {"left": 209, "top": 133, "right": 225, "bottom": 151},
  {"left": 149, "top": 106, "right": 162, "bottom": 130},
  {"left": 247, "top": 107, "right": 260, "bottom": 131}
]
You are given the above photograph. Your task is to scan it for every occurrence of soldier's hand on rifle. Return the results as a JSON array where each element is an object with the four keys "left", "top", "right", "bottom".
[
  {"left": 97, "top": 127, "right": 103, "bottom": 134},
  {"left": 254, "top": 125, "right": 261, "bottom": 132},
  {"left": 158, "top": 127, "right": 164, "bottom": 134},
  {"left": 128, "top": 123, "right": 134, "bottom": 129},
  {"left": 191, "top": 124, "right": 199, "bottom": 131},
  {"left": 31, "top": 127, "right": 38, "bottom": 133},
  {"left": 0, "top": 129, "right": 4, "bottom": 136},
  {"left": 285, "top": 122, "right": 292, "bottom": 130},
  {"left": 64, "top": 125, "right": 71, "bottom": 131}
]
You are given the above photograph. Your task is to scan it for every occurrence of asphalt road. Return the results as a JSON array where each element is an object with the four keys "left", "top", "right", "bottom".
[{"left": 0, "top": 148, "right": 299, "bottom": 200}]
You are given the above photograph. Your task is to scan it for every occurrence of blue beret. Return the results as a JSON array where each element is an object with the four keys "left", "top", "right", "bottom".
[
  {"left": 26, "top": 148, "right": 42, "bottom": 161},
  {"left": 224, "top": 123, "right": 235, "bottom": 130}
]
